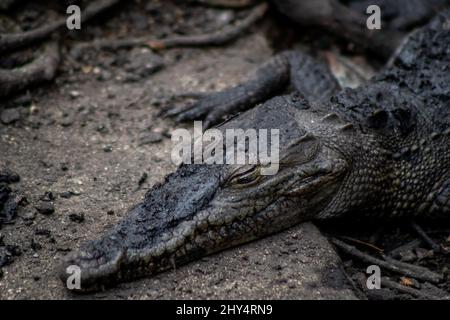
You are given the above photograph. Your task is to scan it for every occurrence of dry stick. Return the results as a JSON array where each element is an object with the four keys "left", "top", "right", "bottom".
[
  {"left": 381, "top": 254, "right": 443, "bottom": 281},
  {"left": 381, "top": 277, "right": 443, "bottom": 300},
  {"left": 340, "top": 235, "right": 384, "bottom": 253},
  {"left": 331, "top": 238, "right": 443, "bottom": 283},
  {"left": 387, "top": 239, "right": 422, "bottom": 258},
  {"left": 0, "top": 42, "right": 60, "bottom": 98},
  {"left": 72, "top": 2, "right": 268, "bottom": 55},
  {"left": 149, "top": 2, "right": 268, "bottom": 49},
  {"left": 410, "top": 222, "right": 442, "bottom": 252},
  {"left": 0, "top": 0, "right": 121, "bottom": 54}
]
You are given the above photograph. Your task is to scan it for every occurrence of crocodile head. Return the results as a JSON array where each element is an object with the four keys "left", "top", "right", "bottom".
[{"left": 59, "top": 95, "right": 349, "bottom": 292}]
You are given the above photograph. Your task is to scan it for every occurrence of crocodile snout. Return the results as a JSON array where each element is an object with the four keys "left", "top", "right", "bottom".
[{"left": 59, "top": 241, "right": 125, "bottom": 292}]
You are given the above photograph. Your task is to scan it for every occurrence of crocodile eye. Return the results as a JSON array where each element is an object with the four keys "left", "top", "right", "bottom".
[{"left": 227, "top": 166, "right": 261, "bottom": 188}]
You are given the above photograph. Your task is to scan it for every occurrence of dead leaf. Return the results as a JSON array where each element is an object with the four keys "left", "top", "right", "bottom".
[{"left": 400, "top": 277, "right": 414, "bottom": 287}]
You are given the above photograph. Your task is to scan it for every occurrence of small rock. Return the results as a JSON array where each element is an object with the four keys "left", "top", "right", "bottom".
[
  {"left": 60, "top": 191, "right": 75, "bottom": 199},
  {"left": 273, "top": 264, "right": 283, "bottom": 271},
  {"left": 39, "top": 191, "right": 55, "bottom": 202},
  {"left": 60, "top": 114, "right": 74, "bottom": 127},
  {"left": 0, "top": 168, "right": 20, "bottom": 183},
  {"left": 97, "top": 70, "right": 112, "bottom": 81},
  {"left": 69, "top": 90, "right": 81, "bottom": 99},
  {"left": 125, "top": 48, "right": 164, "bottom": 78},
  {"left": 35, "top": 202, "right": 55, "bottom": 215},
  {"left": 287, "top": 280, "right": 297, "bottom": 289},
  {"left": 69, "top": 212, "right": 85, "bottom": 223},
  {"left": 30, "top": 238, "right": 42, "bottom": 251},
  {"left": 35, "top": 228, "right": 51, "bottom": 237},
  {"left": 0, "top": 108, "right": 20, "bottom": 124},
  {"left": 137, "top": 172, "right": 148, "bottom": 188},
  {"left": 139, "top": 131, "right": 163, "bottom": 145},
  {"left": 6, "top": 244, "right": 21, "bottom": 257},
  {"left": 21, "top": 211, "right": 36, "bottom": 221},
  {"left": 0, "top": 248, "right": 11, "bottom": 268},
  {"left": 0, "top": 187, "right": 19, "bottom": 224},
  {"left": 96, "top": 124, "right": 109, "bottom": 134}
]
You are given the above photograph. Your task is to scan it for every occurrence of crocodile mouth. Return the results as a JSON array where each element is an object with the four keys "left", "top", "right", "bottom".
[
  {"left": 59, "top": 147, "right": 348, "bottom": 292},
  {"left": 59, "top": 241, "right": 126, "bottom": 292}
]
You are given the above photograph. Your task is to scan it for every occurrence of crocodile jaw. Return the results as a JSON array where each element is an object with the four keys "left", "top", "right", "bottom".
[{"left": 59, "top": 151, "right": 346, "bottom": 292}]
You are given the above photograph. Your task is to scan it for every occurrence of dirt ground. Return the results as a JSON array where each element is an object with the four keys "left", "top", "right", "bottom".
[
  {"left": 0, "top": 1, "right": 358, "bottom": 299},
  {"left": 1, "top": 0, "right": 448, "bottom": 300}
]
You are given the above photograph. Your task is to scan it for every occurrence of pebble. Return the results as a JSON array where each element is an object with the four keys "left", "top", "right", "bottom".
[
  {"left": 0, "top": 237, "right": 21, "bottom": 269},
  {"left": 60, "top": 114, "right": 75, "bottom": 127},
  {"left": 60, "top": 191, "right": 75, "bottom": 199},
  {"left": 40, "top": 191, "right": 55, "bottom": 202},
  {"left": 69, "top": 90, "right": 81, "bottom": 99},
  {"left": 137, "top": 172, "right": 148, "bottom": 187},
  {"left": 21, "top": 211, "right": 36, "bottom": 221},
  {"left": 30, "top": 238, "right": 42, "bottom": 251},
  {"left": 139, "top": 131, "right": 163, "bottom": 145},
  {"left": 0, "top": 168, "right": 20, "bottom": 183},
  {"left": 0, "top": 108, "right": 21, "bottom": 124},
  {"left": 69, "top": 213, "right": 85, "bottom": 223},
  {"left": 35, "top": 228, "right": 51, "bottom": 237},
  {"left": 125, "top": 48, "right": 164, "bottom": 78},
  {"left": 35, "top": 202, "right": 55, "bottom": 215},
  {"left": 96, "top": 124, "right": 109, "bottom": 134}
]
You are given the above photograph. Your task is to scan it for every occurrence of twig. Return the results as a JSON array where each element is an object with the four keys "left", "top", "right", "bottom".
[
  {"left": 71, "top": 2, "right": 268, "bottom": 55},
  {"left": 388, "top": 239, "right": 421, "bottom": 258},
  {"left": 0, "top": 0, "right": 120, "bottom": 54},
  {"left": 410, "top": 222, "right": 442, "bottom": 252},
  {"left": 331, "top": 238, "right": 443, "bottom": 283},
  {"left": 381, "top": 277, "right": 443, "bottom": 300},
  {"left": 0, "top": 42, "right": 60, "bottom": 98},
  {"left": 340, "top": 236, "right": 384, "bottom": 254},
  {"left": 381, "top": 254, "right": 443, "bottom": 282}
]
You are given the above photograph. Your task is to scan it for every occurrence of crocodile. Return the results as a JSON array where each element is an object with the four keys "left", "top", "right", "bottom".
[{"left": 59, "top": 10, "right": 450, "bottom": 292}]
